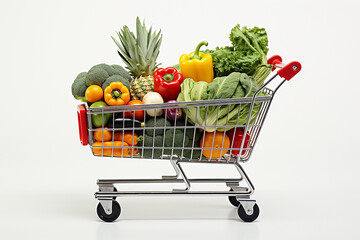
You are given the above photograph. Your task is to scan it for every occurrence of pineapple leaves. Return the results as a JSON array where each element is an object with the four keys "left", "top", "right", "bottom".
[{"left": 112, "top": 17, "right": 162, "bottom": 77}]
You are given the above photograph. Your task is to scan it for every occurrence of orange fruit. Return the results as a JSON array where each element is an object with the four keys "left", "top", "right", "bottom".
[
  {"left": 86, "top": 85, "right": 103, "bottom": 103},
  {"left": 200, "top": 131, "right": 230, "bottom": 159},
  {"left": 93, "top": 127, "right": 112, "bottom": 142}
]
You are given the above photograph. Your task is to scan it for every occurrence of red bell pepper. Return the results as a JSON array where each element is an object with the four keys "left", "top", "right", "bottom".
[
  {"left": 228, "top": 128, "right": 251, "bottom": 156},
  {"left": 154, "top": 67, "right": 184, "bottom": 102}
]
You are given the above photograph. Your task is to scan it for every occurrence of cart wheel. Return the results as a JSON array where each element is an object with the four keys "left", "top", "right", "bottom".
[
  {"left": 97, "top": 201, "right": 121, "bottom": 222},
  {"left": 228, "top": 189, "right": 240, "bottom": 207},
  {"left": 237, "top": 203, "right": 260, "bottom": 222}
]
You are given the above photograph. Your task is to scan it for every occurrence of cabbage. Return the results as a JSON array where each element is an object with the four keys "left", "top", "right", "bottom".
[{"left": 177, "top": 72, "right": 261, "bottom": 132}]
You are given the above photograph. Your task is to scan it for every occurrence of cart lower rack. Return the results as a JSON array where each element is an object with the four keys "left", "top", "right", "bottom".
[{"left": 77, "top": 55, "right": 301, "bottom": 222}]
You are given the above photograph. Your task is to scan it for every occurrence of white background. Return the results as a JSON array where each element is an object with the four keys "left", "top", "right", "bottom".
[{"left": 1, "top": 0, "right": 360, "bottom": 239}]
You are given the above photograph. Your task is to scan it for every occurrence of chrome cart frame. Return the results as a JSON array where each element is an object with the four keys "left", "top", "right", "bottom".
[{"left": 77, "top": 55, "right": 301, "bottom": 222}]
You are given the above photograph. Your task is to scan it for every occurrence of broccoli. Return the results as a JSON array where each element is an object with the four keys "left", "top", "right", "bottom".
[
  {"left": 102, "top": 75, "right": 130, "bottom": 92},
  {"left": 183, "top": 129, "right": 203, "bottom": 159},
  {"left": 71, "top": 63, "right": 134, "bottom": 103},
  {"left": 90, "top": 63, "right": 132, "bottom": 81},
  {"left": 165, "top": 129, "right": 189, "bottom": 148},
  {"left": 85, "top": 67, "right": 109, "bottom": 87},
  {"left": 90, "top": 64, "right": 119, "bottom": 76},
  {"left": 183, "top": 138, "right": 202, "bottom": 159},
  {"left": 85, "top": 63, "right": 133, "bottom": 88},
  {"left": 71, "top": 72, "right": 88, "bottom": 102},
  {"left": 140, "top": 134, "right": 170, "bottom": 158},
  {"left": 111, "top": 64, "right": 132, "bottom": 81},
  {"left": 169, "top": 119, "right": 203, "bottom": 159},
  {"left": 139, "top": 128, "right": 201, "bottom": 159},
  {"left": 163, "top": 129, "right": 190, "bottom": 156},
  {"left": 145, "top": 117, "right": 172, "bottom": 136},
  {"left": 172, "top": 118, "right": 201, "bottom": 142}
]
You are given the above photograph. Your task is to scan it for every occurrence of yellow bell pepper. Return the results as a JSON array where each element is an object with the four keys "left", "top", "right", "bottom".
[
  {"left": 104, "top": 82, "right": 130, "bottom": 106},
  {"left": 179, "top": 41, "right": 214, "bottom": 83}
]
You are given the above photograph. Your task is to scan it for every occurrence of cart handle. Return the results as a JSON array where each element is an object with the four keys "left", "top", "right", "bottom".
[
  {"left": 77, "top": 104, "right": 89, "bottom": 146},
  {"left": 267, "top": 55, "right": 301, "bottom": 81}
]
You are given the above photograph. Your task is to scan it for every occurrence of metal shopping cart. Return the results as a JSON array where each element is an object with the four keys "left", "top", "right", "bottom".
[{"left": 77, "top": 55, "right": 301, "bottom": 222}]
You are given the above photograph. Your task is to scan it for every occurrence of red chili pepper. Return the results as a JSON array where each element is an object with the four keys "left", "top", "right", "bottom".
[
  {"left": 228, "top": 128, "right": 251, "bottom": 156},
  {"left": 154, "top": 67, "right": 184, "bottom": 102}
]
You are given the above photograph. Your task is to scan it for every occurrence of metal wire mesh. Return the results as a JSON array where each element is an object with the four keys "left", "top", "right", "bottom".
[{"left": 86, "top": 88, "right": 273, "bottom": 164}]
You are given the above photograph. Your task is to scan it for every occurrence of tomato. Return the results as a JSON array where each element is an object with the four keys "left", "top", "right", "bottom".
[
  {"left": 124, "top": 100, "right": 145, "bottom": 121},
  {"left": 93, "top": 127, "right": 112, "bottom": 142},
  {"left": 86, "top": 85, "right": 103, "bottom": 103},
  {"left": 200, "top": 131, "right": 230, "bottom": 159}
]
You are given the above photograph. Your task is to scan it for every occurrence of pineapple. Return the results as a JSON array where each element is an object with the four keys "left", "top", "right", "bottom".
[
  {"left": 112, "top": 17, "right": 162, "bottom": 100},
  {"left": 129, "top": 75, "right": 154, "bottom": 100}
]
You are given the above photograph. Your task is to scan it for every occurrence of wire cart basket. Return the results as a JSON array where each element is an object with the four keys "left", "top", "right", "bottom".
[{"left": 77, "top": 55, "right": 301, "bottom": 222}]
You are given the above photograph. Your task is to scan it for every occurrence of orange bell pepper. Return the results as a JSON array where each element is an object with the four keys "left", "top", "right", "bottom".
[
  {"left": 104, "top": 82, "right": 130, "bottom": 106},
  {"left": 92, "top": 141, "right": 130, "bottom": 157}
]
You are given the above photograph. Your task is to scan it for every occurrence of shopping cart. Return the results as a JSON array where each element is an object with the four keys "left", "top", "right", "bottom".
[{"left": 77, "top": 55, "right": 301, "bottom": 222}]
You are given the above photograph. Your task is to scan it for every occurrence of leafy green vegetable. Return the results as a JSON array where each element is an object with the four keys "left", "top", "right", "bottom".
[
  {"left": 204, "top": 25, "right": 272, "bottom": 86},
  {"left": 177, "top": 72, "right": 261, "bottom": 132}
]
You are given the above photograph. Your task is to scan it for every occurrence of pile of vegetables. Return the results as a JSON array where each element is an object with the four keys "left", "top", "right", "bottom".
[
  {"left": 177, "top": 72, "right": 261, "bottom": 132},
  {"left": 71, "top": 18, "right": 272, "bottom": 160},
  {"left": 204, "top": 25, "right": 272, "bottom": 87}
]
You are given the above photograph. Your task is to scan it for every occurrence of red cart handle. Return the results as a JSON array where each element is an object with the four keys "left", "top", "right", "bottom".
[
  {"left": 77, "top": 104, "right": 88, "bottom": 146},
  {"left": 267, "top": 55, "right": 301, "bottom": 81}
]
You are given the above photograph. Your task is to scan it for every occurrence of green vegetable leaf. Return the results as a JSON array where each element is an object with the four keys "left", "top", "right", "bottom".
[
  {"left": 204, "top": 25, "right": 272, "bottom": 87},
  {"left": 177, "top": 72, "right": 260, "bottom": 132}
]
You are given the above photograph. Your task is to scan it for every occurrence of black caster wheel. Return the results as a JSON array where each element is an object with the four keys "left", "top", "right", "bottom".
[
  {"left": 237, "top": 203, "right": 260, "bottom": 222},
  {"left": 97, "top": 201, "right": 121, "bottom": 222},
  {"left": 228, "top": 189, "right": 240, "bottom": 207}
]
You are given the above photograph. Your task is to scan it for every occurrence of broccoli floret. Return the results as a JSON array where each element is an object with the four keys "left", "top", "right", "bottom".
[
  {"left": 145, "top": 117, "right": 172, "bottom": 136},
  {"left": 85, "top": 63, "right": 133, "bottom": 87},
  {"left": 164, "top": 129, "right": 189, "bottom": 156},
  {"left": 102, "top": 75, "right": 130, "bottom": 92},
  {"left": 169, "top": 119, "right": 203, "bottom": 159},
  {"left": 183, "top": 137, "right": 202, "bottom": 159},
  {"left": 89, "top": 63, "right": 119, "bottom": 76},
  {"left": 85, "top": 66, "right": 109, "bottom": 87},
  {"left": 111, "top": 64, "right": 132, "bottom": 81},
  {"left": 173, "top": 118, "right": 201, "bottom": 141},
  {"left": 71, "top": 72, "right": 88, "bottom": 102},
  {"left": 142, "top": 133, "right": 163, "bottom": 146},
  {"left": 141, "top": 119, "right": 203, "bottom": 159},
  {"left": 140, "top": 134, "right": 170, "bottom": 158},
  {"left": 165, "top": 129, "right": 189, "bottom": 148}
]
